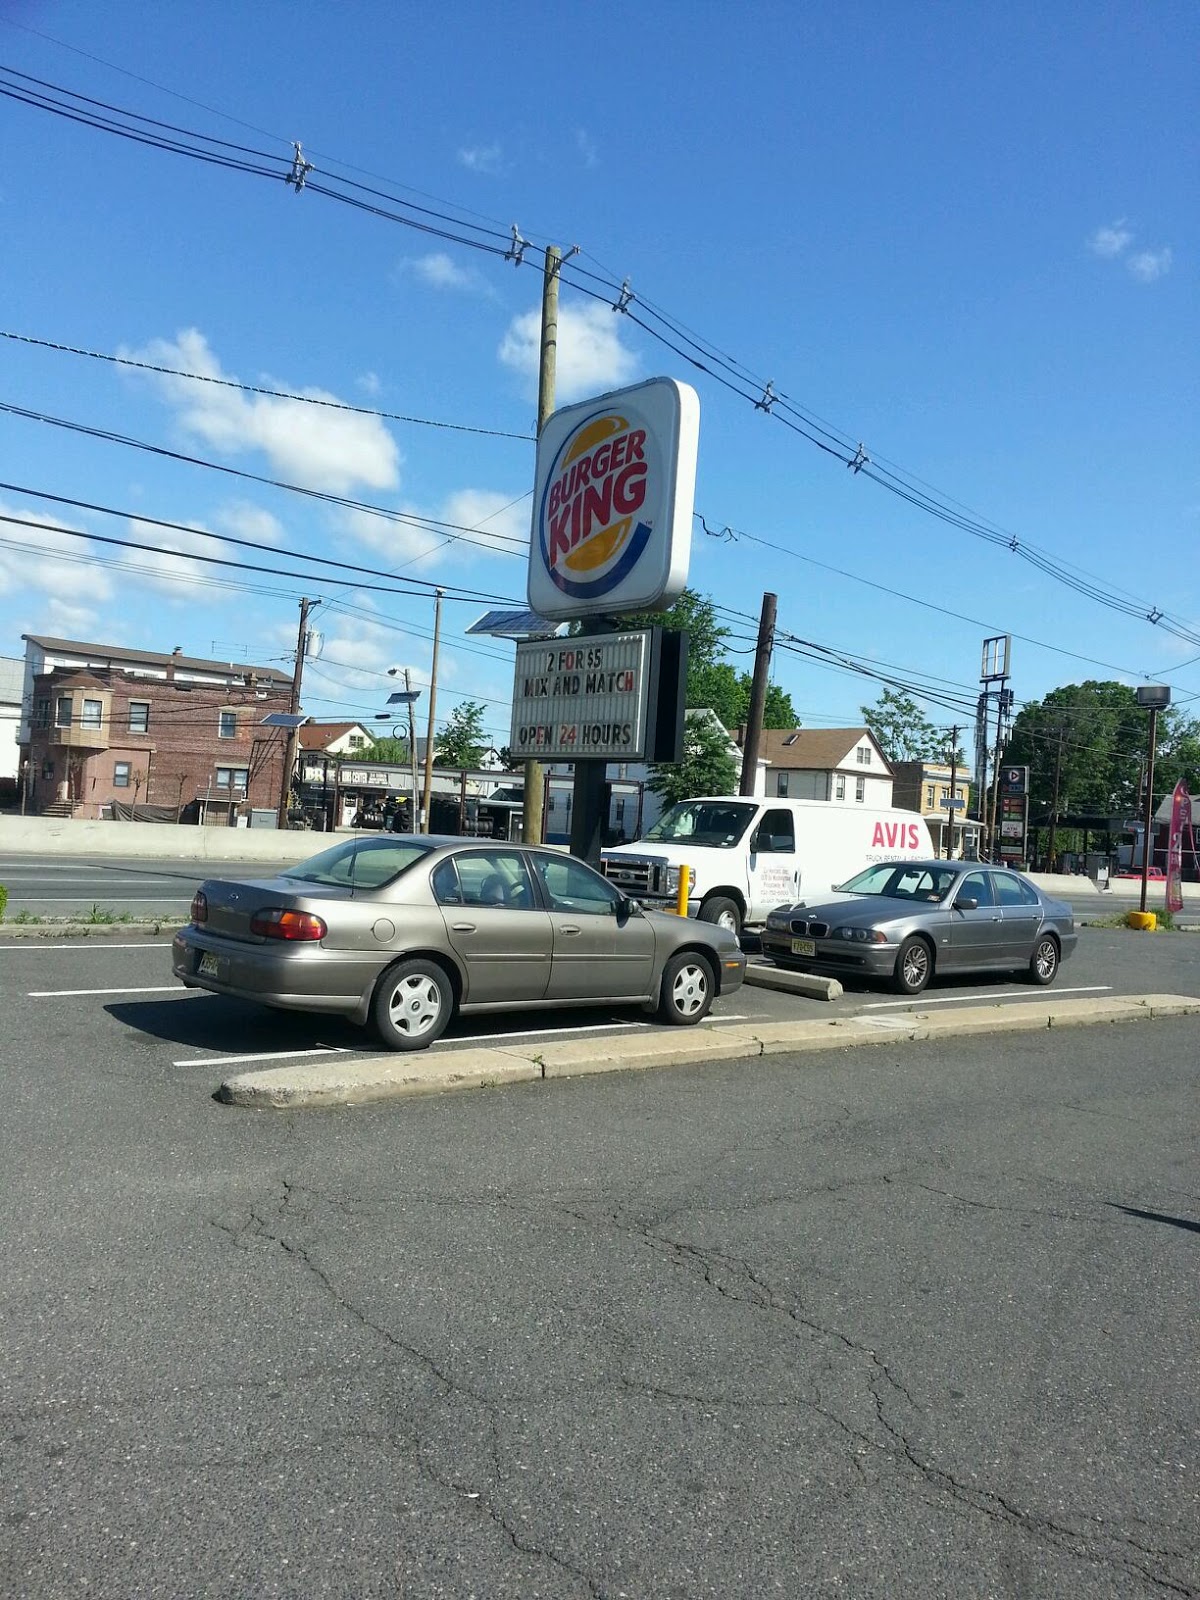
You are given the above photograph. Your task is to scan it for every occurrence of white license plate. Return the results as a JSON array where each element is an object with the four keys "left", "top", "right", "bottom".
[
  {"left": 198, "top": 952, "right": 221, "bottom": 979},
  {"left": 791, "top": 938, "right": 815, "bottom": 957}
]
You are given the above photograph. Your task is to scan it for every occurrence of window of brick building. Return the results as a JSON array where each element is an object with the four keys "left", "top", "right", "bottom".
[
  {"left": 42, "top": 759, "right": 54, "bottom": 780},
  {"left": 218, "top": 710, "right": 237, "bottom": 739},
  {"left": 128, "top": 701, "right": 150, "bottom": 733},
  {"left": 215, "top": 767, "right": 249, "bottom": 790},
  {"left": 113, "top": 762, "right": 131, "bottom": 788},
  {"left": 81, "top": 698, "right": 103, "bottom": 731},
  {"left": 34, "top": 698, "right": 50, "bottom": 728},
  {"left": 926, "top": 784, "right": 937, "bottom": 809},
  {"left": 55, "top": 695, "right": 72, "bottom": 727}
]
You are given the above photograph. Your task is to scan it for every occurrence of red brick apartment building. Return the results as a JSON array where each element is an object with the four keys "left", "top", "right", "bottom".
[{"left": 18, "top": 635, "right": 292, "bottom": 821}]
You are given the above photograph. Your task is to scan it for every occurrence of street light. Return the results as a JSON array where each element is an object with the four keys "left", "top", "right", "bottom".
[
  {"left": 387, "top": 666, "right": 423, "bottom": 832},
  {"left": 1135, "top": 685, "right": 1171, "bottom": 913}
]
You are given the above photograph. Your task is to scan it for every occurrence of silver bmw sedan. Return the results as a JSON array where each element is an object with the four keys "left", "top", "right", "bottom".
[{"left": 759, "top": 859, "right": 1077, "bottom": 995}]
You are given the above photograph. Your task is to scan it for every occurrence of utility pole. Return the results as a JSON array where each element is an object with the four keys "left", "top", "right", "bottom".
[
  {"left": 277, "top": 596, "right": 311, "bottom": 828},
  {"left": 522, "top": 244, "right": 562, "bottom": 847},
  {"left": 945, "top": 725, "right": 961, "bottom": 859},
  {"left": 987, "top": 688, "right": 1012, "bottom": 862},
  {"left": 421, "top": 589, "right": 444, "bottom": 833},
  {"left": 739, "top": 591, "right": 777, "bottom": 795}
]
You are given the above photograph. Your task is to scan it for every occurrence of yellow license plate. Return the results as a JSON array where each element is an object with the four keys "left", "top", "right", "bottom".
[
  {"left": 790, "top": 938, "right": 815, "bottom": 957},
  {"left": 198, "top": 952, "right": 221, "bottom": 978}
]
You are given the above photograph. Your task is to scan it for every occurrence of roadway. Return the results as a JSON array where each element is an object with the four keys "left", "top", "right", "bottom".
[{"left": 2, "top": 951, "right": 1195, "bottom": 1598}]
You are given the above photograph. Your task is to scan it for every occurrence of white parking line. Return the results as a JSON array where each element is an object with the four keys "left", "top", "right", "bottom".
[
  {"left": 860, "top": 984, "right": 1112, "bottom": 1010},
  {"left": 0, "top": 942, "right": 175, "bottom": 951},
  {"left": 27, "top": 985, "right": 183, "bottom": 997},
  {"left": 11, "top": 895, "right": 190, "bottom": 902},
  {"left": 174, "top": 1046, "right": 350, "bottom": 1068}
]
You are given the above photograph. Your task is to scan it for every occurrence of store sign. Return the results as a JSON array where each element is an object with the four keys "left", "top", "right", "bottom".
[
  {"left": 510, "top": 631, "right": 653, "bottom": 761},
  {"left": 528, "top": 377, "right": 699, "bottom": 621},
  {"left": 1166, "top": 780, "right": 1191, "bottom": 914}
]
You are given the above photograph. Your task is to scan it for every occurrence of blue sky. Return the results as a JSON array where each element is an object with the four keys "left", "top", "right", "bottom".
[{"left": 0, "top": 0, "right": 1196, "bottom": 749}]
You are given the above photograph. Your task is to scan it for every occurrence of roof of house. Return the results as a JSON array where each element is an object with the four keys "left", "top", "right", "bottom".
[
  {"left": 298, "top": 720, "right": 369, "bottom": 751},
  {"left": 23, "top": 634, "right": 291, "bottom": 687},
  {"left": 752, "top": 727, "right": 893, "bottom": 774}
]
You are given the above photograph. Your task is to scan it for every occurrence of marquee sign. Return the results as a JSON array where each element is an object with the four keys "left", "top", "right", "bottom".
[
  {"left": 510, "top": 630, "right": 655, "bottom": 761},
  {"left": 528, "top": 377, "right": 699, "bottom": 621}
]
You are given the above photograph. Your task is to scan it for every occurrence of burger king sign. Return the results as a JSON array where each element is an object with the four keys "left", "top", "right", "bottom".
[{"left": 528, "top": 377, "right": 699, "bottom": 621}]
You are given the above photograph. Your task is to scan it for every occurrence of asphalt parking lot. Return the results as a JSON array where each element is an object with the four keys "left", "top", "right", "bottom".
[{"left": 2, "top": 922, "right": 1196, "bottom": 1100}]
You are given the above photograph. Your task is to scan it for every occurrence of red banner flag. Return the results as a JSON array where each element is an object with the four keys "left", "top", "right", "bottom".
[{"left": 1165, "top": 780, "right": 1191, "bottom": 914}]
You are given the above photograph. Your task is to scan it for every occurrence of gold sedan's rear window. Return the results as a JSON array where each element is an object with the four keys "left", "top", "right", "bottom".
[{"left": 283, "top": 839, "right": 432, "bottom": 889}]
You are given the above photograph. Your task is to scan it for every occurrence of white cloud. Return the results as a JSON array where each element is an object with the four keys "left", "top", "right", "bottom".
[
  {"left": 0, "top": 501, "right": 116, "bottom": 606},
  {"left": 458, "top": 143, "right": 503, "bottom": 175},
  {"left": 358, "top": 371, "right": 382, "bottom": 398},
  {"left": 498, "top": 301, "right": 639, "bottom": 403},
  {"left": 410, "top": 251, "right": 476, "bottom": 290},
  {"left": 337, "top": 487, "right": 528, "bottom": 572},
  {"left": 437, "top": 489, "right": 530, "bottom": 556},
  {"left": 122, "top": 329, "right": 401, "bottom": 496},
  {"left": 45, "top": 598, "right": 101, "bottom": 637},
  {"left": 576, "top": 128, "right": 599, "bottom": 168},
  {"left": 213, "top": 502, "right": 285, "bottom": 544},
  {"left": 1127, "top": 246, "right": 1172, "bottom": 283},
  {"left": 124, "top": 518, "right": 233, "bottom": 597},
  {"left": 1088, "top": 220, "right": 1133, "bottom": 258}
]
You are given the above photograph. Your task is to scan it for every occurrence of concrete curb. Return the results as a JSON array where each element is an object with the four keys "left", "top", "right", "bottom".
[
  {"left": 218, "top": 992, "right": 1200, "bottom": 1109},
  {"left": 0, "top": 921, "right": 174, "bottom": 940},
  {"left": 744, "top": 962, "right": 842, "bottom": 1001}
]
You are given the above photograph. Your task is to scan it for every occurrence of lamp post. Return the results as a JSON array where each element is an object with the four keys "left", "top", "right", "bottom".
[
  {"left": 1135, "top": 685, "right": 1171, "bottom": 913},
  {"left": 386, "top": 670, "right": 423, "bottom": 833}
]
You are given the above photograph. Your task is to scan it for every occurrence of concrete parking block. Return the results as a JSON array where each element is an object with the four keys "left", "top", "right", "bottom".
[
  {"left": 220, "top": 1047, "right": 538, "bottom": 1109},
  {"left": 744, "top": 963, "right": 843, "bottom": 1001},
  {"left": 532, "top": 1027, "right": 761, "bottom": 1079}
]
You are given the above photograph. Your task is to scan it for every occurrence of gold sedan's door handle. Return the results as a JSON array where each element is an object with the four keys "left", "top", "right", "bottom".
[
  {"left": 451, "top": 922, "right": 476, "bottom": 932},
  {"left": 559, "top": 924, "right": 582, "bottom": 936}
]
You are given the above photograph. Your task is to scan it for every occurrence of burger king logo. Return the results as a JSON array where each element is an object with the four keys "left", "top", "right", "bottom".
[{"left": 537, "top": 410, "right": 654, "bottom": 600}]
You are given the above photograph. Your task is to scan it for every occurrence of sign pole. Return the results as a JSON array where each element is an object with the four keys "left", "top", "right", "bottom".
[{"left": 521, "top": 244, "right": 562, "bottom": 847}]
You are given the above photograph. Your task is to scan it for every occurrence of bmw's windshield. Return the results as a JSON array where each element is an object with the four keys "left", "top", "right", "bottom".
[
  {"left": 642, "top": 801, "right": 758, "bottom": 849},
  {"left": 836, "top": 863, "right": 959, "bottom": 901},
  {"left": 284, "top": 837, "right": 432, "bottom": 889}
]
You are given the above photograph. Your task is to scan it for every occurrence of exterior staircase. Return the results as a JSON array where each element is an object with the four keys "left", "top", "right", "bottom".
[{"left": 41, "top": 800, "right": 76, "bottom": 819}]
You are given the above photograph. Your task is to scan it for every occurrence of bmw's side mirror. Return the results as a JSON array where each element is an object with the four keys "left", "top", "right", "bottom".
[{"left": 956, "top": 896, "right": 978, "bottom": 911}]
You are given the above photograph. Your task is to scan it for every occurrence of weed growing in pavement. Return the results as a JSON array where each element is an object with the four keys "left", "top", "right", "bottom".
[
  {"left": 1086, "top": 912, "right": 1180, "bottom": 931},
  {"left": 11, "top": 908, "right": 35, "bottom": 924},
  {"left": 83, "top": 903, "right": 136, "bottom": 925},
  {"left": 0, "top": 883, "right": 6, "bottom": 921}
]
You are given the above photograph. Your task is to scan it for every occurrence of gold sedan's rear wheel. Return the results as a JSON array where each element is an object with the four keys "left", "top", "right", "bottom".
[{"left": 371, "top": 958, "right": 454, "bottom": 1050}]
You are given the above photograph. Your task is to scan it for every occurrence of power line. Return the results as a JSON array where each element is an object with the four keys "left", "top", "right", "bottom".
[
  {"left": 0, "top": 397, "right": 531, "bottom": 556},
  {"left": 6, "top": 61, "right": 1198, "bottom": 653},
  {"left": 0, "top": 329, "right": 534, "bottom": 442},
  {"left": 0, "top": 483, "right": 523, "bottom": 605}
]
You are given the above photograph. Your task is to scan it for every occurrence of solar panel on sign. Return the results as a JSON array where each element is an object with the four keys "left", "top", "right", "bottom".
[
  {"left": 261, "top": 712, "right": 307, "bottom": 729},
  {"left": 465, "top": 608, "right": 560, "bottom": 639}
]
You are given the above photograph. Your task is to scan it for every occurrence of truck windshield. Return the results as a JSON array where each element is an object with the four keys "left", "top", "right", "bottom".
[{"left": 642, "top": 801, "right": 757, "bottom": 848}]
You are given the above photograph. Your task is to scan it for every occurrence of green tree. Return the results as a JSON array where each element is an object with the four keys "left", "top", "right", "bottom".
[
  {"left": 647, "top": 711, "right": 739, "bottom": 806},
  {"left": 1005, "top": 681, "right": 1147, "bottom": 818},
  {"left": 861, "top": 689, "right": 944, "bottom": 762},
  {"left": 359, "top": 734, "right": 410, "bottom": 765},
  {"left": 437, "top": 700, "right": 488, "bottom": 768}
]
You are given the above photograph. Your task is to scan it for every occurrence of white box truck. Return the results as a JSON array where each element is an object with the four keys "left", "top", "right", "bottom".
[{"left": 602, "top": 795, "right": 936, "bottom": 935}]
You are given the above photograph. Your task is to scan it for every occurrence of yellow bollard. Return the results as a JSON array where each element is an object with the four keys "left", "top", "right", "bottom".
[
  {"left": 675, "top": 864, "right": 690, "bottom": 918},
  {"left": 1126, "top": 910, "right": 1156, "bottom": 931}
]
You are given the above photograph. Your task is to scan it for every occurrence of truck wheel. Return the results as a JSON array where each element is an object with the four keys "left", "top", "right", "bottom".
[{"left": 698, "top": 896, "right": 742, "bottom": 937}]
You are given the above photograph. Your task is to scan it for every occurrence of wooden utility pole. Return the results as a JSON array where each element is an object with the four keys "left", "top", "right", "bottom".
[
  {"left": 421, "top": 589, "right": 444, "bottom": 833},
  {"left": 739, "top": 591, "right": 777, "bottom": 795},
  {"left": 522, "top": 244, "right": 561, "bottom": 847},
  {"left": 277, "top": 596, "right": 311, "bottom": 828}
]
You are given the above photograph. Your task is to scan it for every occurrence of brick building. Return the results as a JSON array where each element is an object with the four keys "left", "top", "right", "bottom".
[{"left": 19, "top": 634, "right": 292, "bottom": 821}]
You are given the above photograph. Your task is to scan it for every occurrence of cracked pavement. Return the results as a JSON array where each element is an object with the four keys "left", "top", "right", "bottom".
[{"left": 2, "top": 978, "right": 1197, "bottom": 1597}]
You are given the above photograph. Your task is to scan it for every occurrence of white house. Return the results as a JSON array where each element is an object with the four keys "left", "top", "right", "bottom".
[
  {"left": 748, "top": 727, "right": 894, "bottom": 807},
  {"left": 0, "top": 654, "right": 24, "bottom": 786}
]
